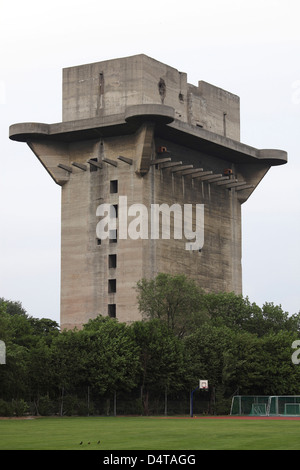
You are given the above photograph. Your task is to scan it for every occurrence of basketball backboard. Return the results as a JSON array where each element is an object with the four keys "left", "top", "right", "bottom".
[{"left": 199, "top": 380, "right": 208, "bottom": 390}]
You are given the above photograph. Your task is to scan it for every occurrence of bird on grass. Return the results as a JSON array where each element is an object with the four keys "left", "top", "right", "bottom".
[{"left": 79, "top": 440, "right": 100, "bottom": 445}]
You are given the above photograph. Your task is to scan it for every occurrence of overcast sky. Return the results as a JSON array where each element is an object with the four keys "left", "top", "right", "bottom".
[{"left": 1, "top": 0, "right": 299, "bottom": 324}]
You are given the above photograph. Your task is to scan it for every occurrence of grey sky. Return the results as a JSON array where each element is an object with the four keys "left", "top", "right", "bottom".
[{"left": 1, "top": 0, "right": 299, "bottom": 324}]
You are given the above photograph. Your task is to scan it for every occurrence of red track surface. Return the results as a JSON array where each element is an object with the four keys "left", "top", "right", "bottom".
[{"left": 158, "top": 415, "right": 300, "bottom": 420}]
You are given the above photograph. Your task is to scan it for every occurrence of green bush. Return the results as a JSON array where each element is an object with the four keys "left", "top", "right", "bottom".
[
  {"left": 0, "top": 399, "right": 14, "bottom": 417},
  {"left": 12, "top": 399, "right": 29, "bottom": 417},
  {"left": 37, "top": 396, "right": 56, "bottom": 416}
]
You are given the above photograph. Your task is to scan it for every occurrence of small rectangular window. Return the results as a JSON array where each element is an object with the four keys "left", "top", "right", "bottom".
[
  {"left": 89, "top": 158, "right": 98, "bottom": 172},
  {"left": 109, "top": 229, "right": 117, "bottom": 243},
  {"left": 109, "top": 254, "right": 117, "bottom": 269},
  {"left": 110, "top": 204, "right": 118, "bottom": 218},
  {"left": 108, "top": 304, "right": 116, "bottom": 318},
  {"left": 110, "top": 180, "right": 118, "bottom": 193},
  {"left": 108, "top": 279, "right": 116, "bottom": 293},
  {"left": 97, "top": 238, "right": 101, "bottom": 246}
]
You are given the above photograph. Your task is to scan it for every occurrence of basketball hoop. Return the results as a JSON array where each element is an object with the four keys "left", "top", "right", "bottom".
[
  {"left": 191, "top": 380, "right": 209, "bottom": 417},
  {"left": 199, "top": 380, "right": 208, "bottom": 391}
]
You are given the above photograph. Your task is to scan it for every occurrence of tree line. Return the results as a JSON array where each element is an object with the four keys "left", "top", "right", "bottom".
[{"left": 1, "top": 273, "right": 300, "bottom": 416}]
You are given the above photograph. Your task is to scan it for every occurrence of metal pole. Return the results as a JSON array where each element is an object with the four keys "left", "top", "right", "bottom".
[
  {"left": 114, "top": 391, "right": 117, "bottom": 417},
  {"left": 190, "top": 386, "right": 199, "bottom": 418},
  {"left": 164, "top": 386, "right": 168, "bottom": 416}
]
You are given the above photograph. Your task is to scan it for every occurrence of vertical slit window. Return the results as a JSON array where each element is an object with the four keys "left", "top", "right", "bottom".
[
  {"left": 108, "top": 279, "right": 116, "bottom": 293},
  {"left": 109, "top": 229, "right": 117, "bottom": 243},
  {"left": 109, "top": 254, "right": 117, "bottom": 269},
  {"left": 110, "top": 204, "right": 118, "bottom": 218},
  {"left": 89, "top": 158, "right": 98, "bottom": 172},
  {"left": 110, "top": 180, "right": 118, "bottom": 194},
  {"left": 108, "top": 304, "right": 116, "bottom": 318}
]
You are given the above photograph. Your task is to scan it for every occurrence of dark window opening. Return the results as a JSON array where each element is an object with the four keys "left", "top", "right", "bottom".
[
  {"left": 89, "top": 158, "right": 98, "bottom": 172},
  {"left": 97, "top": 238, "right": 101, "bottom": 246},
  {"left": 108, "top": 304, "right": 116, "bottom": 318},
  {"left": 110, "top": 204, "right": 118, "bottom": 218},
  {"left": 109, "top": 254, "right": 117, "bottom": 268},
  {"left": 109, "top": 229, "right": 117, "bottom": 243},
  {"left": 108, "top": 279, "right": 116, "bottom": 293},
  {"left": 110, "top": 180, "right": 118, "bottom": 194}
]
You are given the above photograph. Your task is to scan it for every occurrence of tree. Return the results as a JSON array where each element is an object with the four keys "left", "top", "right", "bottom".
[
  {"left": 254, "top": 331, "right": 300, "bottom": 395},
  {"left": 184, "top": 323, "right": 234, "bottom": 389},
  {"left": 0, "top": 298, "right": 27, "bottom": 318},
  {"left": 50, "top": 328, "right": 90, "bottom": 415},
  {"left": 0, "top": 301, "right": 30, "bottom": 400},
  {"left": 28, "top": 317, "right": 59, "bottom": 338},
  {"left": 27, "top": 338, "right": 53, "bottom": 414},
  {"left": 83, "top": 316, "right": 140, "bottom": 398},
  {"left": 202, "top": 292, "right": 300, "bottom": 337},
  {"left": 130, "top": 319, "right": 184, "bottom": 415},
  {"left": 259, "top": 303, "right": 298, "bottom": 335},
  {"left": 202, "top": 291, "right": 261, "bottom": 332},
  {"left": 136, "top": 273, "right": 207, "bottom": 338},
  {"left": 0, "top": 301, "right": 10, "bottom": 343}
]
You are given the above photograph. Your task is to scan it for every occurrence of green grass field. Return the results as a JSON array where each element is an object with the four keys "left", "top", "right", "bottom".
[{"left": 1, "top": 416, "right": 300, "bottom": 450}]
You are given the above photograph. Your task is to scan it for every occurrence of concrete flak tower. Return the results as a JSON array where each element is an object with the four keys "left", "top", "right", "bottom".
[{"left": 9, "top": 55, "right": 287, "bottom": 330}]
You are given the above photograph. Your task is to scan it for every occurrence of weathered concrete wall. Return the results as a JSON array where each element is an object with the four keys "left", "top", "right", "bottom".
[
  {"left": 59, "top": 135, "right": 146, "bottom": 329},
  {"left": 9, "top": 54, "right": 287, "bottom": 330},
  {"left": 62, "top": 54, "right": 240, "bottom": 140},
  {"left": 58, "top": 129, "right": 243, "bottom": 330},
  {"left": 147, "top": 141, "right": 242, "bottom": 294}
]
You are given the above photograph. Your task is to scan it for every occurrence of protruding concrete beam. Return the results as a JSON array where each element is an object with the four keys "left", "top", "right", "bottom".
[
  {"left": 58, "top": 163, "right": 73, "bottom": 173},
  {"left": 71, "top": 162, "right": 87, "bottom": 171},
  {"left": 208, "top": 176, "right": 229, "bottom": 183},
  {"left": 216, "top": 178, "right": 238, "bottom": 186},
  {"left": 150, "top": 158, "right": 172, "bottom": 165},
  {"left": 102, "top": 158, "right": 118, "bottom": 167},
  {"left": 180, "top": 168, "right": 204, "bottom": 176},
  {"left": 226, "top": 181, "right": 248, "bottom": 189},
  {"left": 200, "top": 173, "right": 223, "bottom": 181},
  {"left": 192, "top": 171, "right": 213, "bottom": 179},
  {"left": 117, "top": 156, "right": 133, "bottom": 165},
  {"left": 171, "top": 165, "right": 194, "bottom": 173},
  {"left": 234, "top": 184, "right": 255, "bottom": 191},
  {"left": 87, "top": 159, "right": 103, "bottom": 169},
  {"left": 160, "top": 161, "right": 183, "bottom": 169}
]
